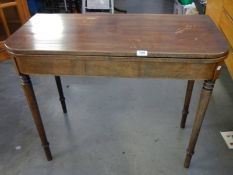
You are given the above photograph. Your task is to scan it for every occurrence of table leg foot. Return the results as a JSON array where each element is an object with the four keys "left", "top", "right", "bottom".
[
  {"left": 184, "top": 150, "right": 194, "bottom": 168},
  {"left": 20, "top": 74, "right": 53, "bottom": 161},
  {"left": 180, "top": 80, "right": 195, "bottom": 128},
  {"left": 184, "top": 80, "right": 215, "bottom": 168},
  {"left": 43, "top": 143, "right": 53, "bottom": 161},
  {"left": 55, "top": 76, "right": 67, "bottom": 113}
]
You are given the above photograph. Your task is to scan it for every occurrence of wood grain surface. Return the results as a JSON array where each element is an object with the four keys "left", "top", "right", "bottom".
[{"left": 5, "top": 14, "right": 228, "bottom": 59}]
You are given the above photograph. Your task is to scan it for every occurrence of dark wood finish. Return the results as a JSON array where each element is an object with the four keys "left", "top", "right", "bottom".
[
  {"left": 4, "top": 14, "right": 228, "bottom": 167},
  {"left": 5, "top": 14, "right": 228, "bottom": 59},
  {"left": 180, "top": 80, "right": 195, "bottom": 128},
  {"left": 19, "top": 74, "right": 52, "bottom": 161},
  {"left": 14, "top": 55, "right": 222, "bottom": 79},
  {"left": 55, "top": 76, "right": 67, "bottom": 113},
  {"left": 184, "top": 80, "right": 215, "bottom": 168}
]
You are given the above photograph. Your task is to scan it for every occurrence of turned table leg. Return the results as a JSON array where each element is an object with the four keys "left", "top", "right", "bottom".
[
  {"left": 20, "top": 74, "right": 52, "bottom": 161},
  {"left": 55, "top": 76, "right": 67, "bottom": 113},
  {"left": 180, "top": 80, "right": 195, "bottom": 128},
  {"left": 184, "top": 80, "right": 215, "bottom": 168}
]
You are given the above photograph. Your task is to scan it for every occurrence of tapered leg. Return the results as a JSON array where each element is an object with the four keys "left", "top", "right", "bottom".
[
  {"left": 184, "top": 80, "right": 215, "bottom": 168},
  {"left": 180, "top": 80, "right": 195, "bottom": 128},
  {"left": 20, "top": 74, "right": 52, "bottom": 161},
  {"left": 55, "top": 76, "right": 67, "bottom": 113}
]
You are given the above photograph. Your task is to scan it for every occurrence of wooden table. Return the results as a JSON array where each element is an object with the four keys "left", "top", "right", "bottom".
[{"left": 4, "top": 14, "right": 228, "bottom": 168}]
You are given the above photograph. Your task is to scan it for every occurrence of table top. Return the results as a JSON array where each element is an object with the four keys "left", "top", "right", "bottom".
[{"left": 5, "top": 14, "right": 228, "bottom": 59}]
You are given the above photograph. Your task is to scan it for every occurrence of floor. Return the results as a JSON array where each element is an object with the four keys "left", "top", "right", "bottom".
[{"left": 1, "top": 0, "right": 233, "bottom": 175}]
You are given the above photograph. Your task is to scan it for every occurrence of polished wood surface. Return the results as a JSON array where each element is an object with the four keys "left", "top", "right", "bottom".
[
  {"left": 5, "top": 14, "right": 228, "bottom": 59},
  {"left": 14, "top": 55, "right": 222, "bottom": 79},
  {"left": 4, "top": 14, "right": 228, "bottom": 168}
]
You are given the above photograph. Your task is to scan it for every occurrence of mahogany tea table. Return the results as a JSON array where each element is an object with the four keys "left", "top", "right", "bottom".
[{"left": 4, "top": 14, "right": 228, "bottom": 168}]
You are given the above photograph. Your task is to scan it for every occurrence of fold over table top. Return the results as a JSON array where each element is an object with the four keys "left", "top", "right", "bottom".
[{"left": 5, "top": 14, "right": 228, "bottom": 60}]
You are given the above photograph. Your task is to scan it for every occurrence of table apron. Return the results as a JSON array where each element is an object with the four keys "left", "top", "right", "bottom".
[{"left": 14, "top": 55, "right": 221, "bottom": 80}]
